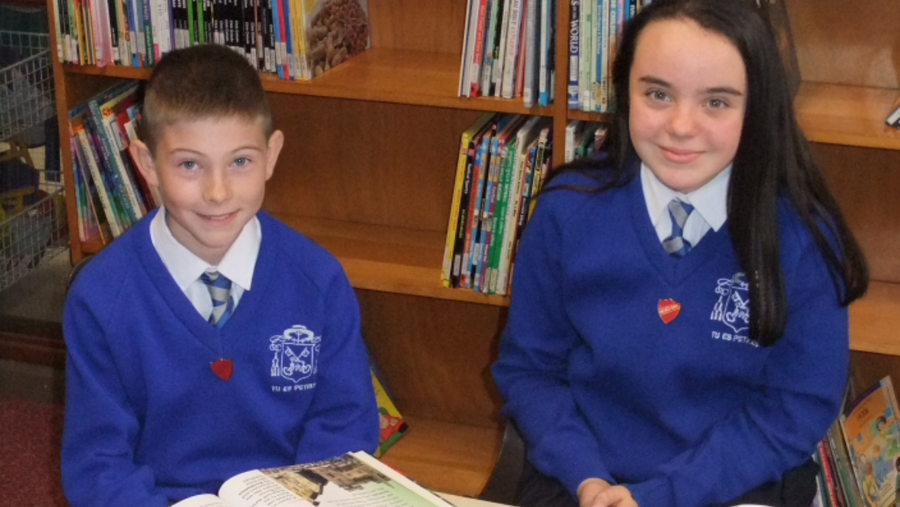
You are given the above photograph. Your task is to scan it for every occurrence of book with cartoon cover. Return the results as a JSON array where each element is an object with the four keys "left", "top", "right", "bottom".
[
  {"left": 172, "top": 451, "right": 453, "bottom": 507},
  {"left": 839, "top": 376, "right": 900, "bottom": 507}
]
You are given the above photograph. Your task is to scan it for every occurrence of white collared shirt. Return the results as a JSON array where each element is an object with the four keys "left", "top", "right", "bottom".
[
  {"left": 149, "top": 208, "right": 261, "bottom": 321},
  {"left": 641, "top": 162, "right": 731, "bottom": 249}
]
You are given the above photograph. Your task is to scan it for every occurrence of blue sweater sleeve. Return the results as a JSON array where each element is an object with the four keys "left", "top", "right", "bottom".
[
  {"left": 294, "top": 268, "right": 380, "bottom": 463},
  {"left": 62, "top": 274, "right": 169, "bottom": 507},
  {"left": 627, "top": 236, "right": 849, "bottom": 506},
  {"left": 493, "top": 193, "right": 615, "bottom": 494}
]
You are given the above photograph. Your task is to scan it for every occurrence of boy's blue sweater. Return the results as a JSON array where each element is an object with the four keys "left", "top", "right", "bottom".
[
  {"left": 62, "top": 210, "right": 379, "bottom": 507},
  {"left": 492, "top": 167, "right": 848, "bottom": 507}
]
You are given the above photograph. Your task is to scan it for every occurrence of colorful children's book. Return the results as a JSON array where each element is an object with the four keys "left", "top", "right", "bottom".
[
  {"left": 370, "top": 366, "right": 408, "bottom": 458},
  {"left": 171, "top": 451, "right": 453, "bottom": 507},
  {"left": 840, "top": 376, "right": 900, "bottom": 507}
]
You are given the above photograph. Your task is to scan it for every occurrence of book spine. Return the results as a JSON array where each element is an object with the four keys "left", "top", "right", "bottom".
[
  {"left": 75, "top": 125, "right": 123, "bottom": 237},
  {"left": 886, "top": 102, "right": 900, "bottom": 126},
  {"left": 451, "top": 143, "right": 477, "bottom": 288},
  {"left": 487, "top": 137, "right": 515, "bottom": 292},
  {"left": 522, "top": 0, "right": 538, "bottom": 108},
  {"left": 492, "top": 0, "right": 512, "bottom": 97},
  {"left": 463, "top": 129, "right": 494, "bottom": 288},
  {"left": 500, "top": 0, "right": 522, "bottom": 99},
  {"left": 579, "top": 0, "right": 592, "bottom": 110},
  {"left": 470, "top": 0, "right": 489, "bottom": 97},
  {"left": 538, "top": 0, "right": 550, "bottom": 107},
  {"left": 480, "top": 0, "right": 503, "bottom": 97},
  {"left": 443, "top": 127, "right": 479, "bottom": 286},
  {"left": 567, "top": 0, "right": 579, "bottom": 108},
  {"left": 88, "top": 100, "right": 142, "bottom": 225}
]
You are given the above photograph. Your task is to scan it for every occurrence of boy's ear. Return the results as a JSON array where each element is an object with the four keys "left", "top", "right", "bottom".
[
  {"left": 265, "top": 130, "right": 284, "bottom": 181},
  {"left": 129, "top": 139, "right": 159, "bottom": 188}
]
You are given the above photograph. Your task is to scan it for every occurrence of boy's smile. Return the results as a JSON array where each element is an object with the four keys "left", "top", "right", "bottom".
[
  {"left": 628, "top": 18, "right": 747, "bottom": 194},
  {"left": 132, "top": 116, "right": 284, "bottom": 265}
]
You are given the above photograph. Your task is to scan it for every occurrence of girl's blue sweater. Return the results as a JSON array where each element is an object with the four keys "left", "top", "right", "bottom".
[{"left": 493, "top": 167, "right": 848, "bottom": 507}]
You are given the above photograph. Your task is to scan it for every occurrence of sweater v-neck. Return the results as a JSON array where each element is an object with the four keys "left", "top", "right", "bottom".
[
  {"left": 136, "top": 212, "right": 275, "bottom": 357},
  {"left": 627, "top": 175, "right": 730, "bottom": 286}
]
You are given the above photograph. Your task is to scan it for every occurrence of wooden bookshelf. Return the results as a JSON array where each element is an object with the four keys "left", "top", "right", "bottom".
[{"left": 46, "top": 0, "right": 900, "bottom": 499}]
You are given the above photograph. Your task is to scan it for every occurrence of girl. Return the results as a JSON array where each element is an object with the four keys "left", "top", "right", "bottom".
[{"left": 492, "top": 1, "right": 869, "bottom": 507}]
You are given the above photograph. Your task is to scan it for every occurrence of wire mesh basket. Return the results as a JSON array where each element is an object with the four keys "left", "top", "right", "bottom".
[
  {"left": 0, "top": 29, "right": 67, "bottom": 293},
  {"left": 0, "top": 30, "right": 56, "bottom": 141}
]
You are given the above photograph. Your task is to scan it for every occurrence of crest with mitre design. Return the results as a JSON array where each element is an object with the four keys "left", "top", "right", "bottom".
[
  {"left": 711, "top": 273, "right": 750, "bottom": 334},
  {"left": 269, "top": 325, "right": 321, "bottom": 383}
]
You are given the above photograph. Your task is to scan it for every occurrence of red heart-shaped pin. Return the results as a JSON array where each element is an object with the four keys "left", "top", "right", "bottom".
[
  {"left": 658, "top": 299, "right": 681, "bottom": 325},
  {"left": 210, "top": 359, "right": 233, "bottom": 381}
]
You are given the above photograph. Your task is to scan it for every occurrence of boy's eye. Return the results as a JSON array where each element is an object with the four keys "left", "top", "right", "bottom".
[
  {"left": 234, "top": 157, "right": 249, "bottom": 167},
  {"left": 180, "top": 160, "right": 197, "bottom": 170}
]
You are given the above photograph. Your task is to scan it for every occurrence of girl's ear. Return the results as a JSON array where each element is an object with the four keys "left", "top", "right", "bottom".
[
  {"left": 130, "top": 139, "right": 159, "bottom": 188},
  {"left": 265, "top": 130, "right": 285, "bottom": 181}
]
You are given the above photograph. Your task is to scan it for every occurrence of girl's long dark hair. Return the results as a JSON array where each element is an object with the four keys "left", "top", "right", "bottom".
[{"left": 545, "top": 0, "right": 868, "bottom": 347}]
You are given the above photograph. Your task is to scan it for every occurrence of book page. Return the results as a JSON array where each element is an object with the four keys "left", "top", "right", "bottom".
[
  {"left": 217, "top": 454, "right": 452, "bottom": 507},
  {"left": 171, "top": 493, "right": 233, "bottom": 507}
]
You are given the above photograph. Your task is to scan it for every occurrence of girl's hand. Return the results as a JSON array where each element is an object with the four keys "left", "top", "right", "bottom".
[{"left": 577, "top": 478, "right": 638, "bottom": 507}]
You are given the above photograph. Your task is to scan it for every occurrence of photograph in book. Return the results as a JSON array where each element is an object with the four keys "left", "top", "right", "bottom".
[
  {"left": 171, "top": 451, "right": 453, "bottom": 507},
  {"left": 839, "top": 376, "right": 900, "bottom": 507},
  {"left": 301, "top": 0, "right": 370, "bottom": 77}
]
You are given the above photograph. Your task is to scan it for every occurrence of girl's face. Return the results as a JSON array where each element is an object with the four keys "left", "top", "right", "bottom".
[{"left": 629, "top": 18, "right": 747, "bottom": 194}]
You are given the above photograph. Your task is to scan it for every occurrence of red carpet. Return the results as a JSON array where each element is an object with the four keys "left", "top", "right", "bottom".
[{"left": 0, "top": 397, "right": 67, "bottom": 506}]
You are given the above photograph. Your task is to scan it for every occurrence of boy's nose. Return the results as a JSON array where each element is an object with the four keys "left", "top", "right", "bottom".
[{"left": 204, "top": 171, "right": 232, "bottom": 203}]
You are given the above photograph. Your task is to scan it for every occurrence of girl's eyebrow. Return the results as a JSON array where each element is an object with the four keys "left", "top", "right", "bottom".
[{"left": 638, "top": 76, "right": 744, "bottom": 96}]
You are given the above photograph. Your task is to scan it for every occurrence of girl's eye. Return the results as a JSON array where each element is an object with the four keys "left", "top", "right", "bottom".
[
  {"left": 708, "top": 98, "right": 728, "bottom": 109},
  {"left": 647, "top": 90, "right": 670, "bottom": 102}
]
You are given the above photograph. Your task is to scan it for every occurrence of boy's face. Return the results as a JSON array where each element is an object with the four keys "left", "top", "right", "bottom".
[
  {"left": 628, "top": 18, "right": 747, "bottom": 194},
  {"left": 132, "top": 116, "right": 284, "bottom": 265}
]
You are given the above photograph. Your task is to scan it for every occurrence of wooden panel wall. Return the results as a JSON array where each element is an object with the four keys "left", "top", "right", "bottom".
[
  {"left": 368, "top": 0, "right": 467, "bottom": 53},
  {"left": 787, "top": 0, "right": 900, "bottom": 89},
  {"left": 815, "top": 143, "right": 900, "bottom": 283},
  {"left": 358, "top": 290, "right": 507, "bottom": 428},
  {"left": 265, "top": 94, "right": 485, "bottom": 231}
]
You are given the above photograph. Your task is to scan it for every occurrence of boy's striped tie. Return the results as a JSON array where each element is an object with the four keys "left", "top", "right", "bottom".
[
  {"left": 200, "top": 271, "right": 234, "bottom": 328},
  {"left": 663, "top": 199, "right": 694, "bottom": 258}
]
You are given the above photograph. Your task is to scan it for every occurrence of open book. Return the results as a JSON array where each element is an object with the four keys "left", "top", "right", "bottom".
[{"left": 173, "top": 451, "right": 453, "bottom": 507}]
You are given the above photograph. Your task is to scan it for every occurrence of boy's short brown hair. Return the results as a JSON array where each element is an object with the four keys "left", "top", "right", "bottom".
[{"left": 139, "top": 44, "right": 273, "bottom": 153}]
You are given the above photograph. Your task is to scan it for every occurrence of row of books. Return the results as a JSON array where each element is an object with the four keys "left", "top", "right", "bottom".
[
  {"left": 441, "top": 113, "right": 553, "bottom": 295},
  {"left": 567, "top": 0, "right": 653, "bottom": 113},
  {"left": 69, "top": 80, "right": 157, "bottom": 245},
  {"left": 564, "top": 120, "right": 608, "bottom": 163},
  {"left": 814, "top": 376, "right": 900, "bottom": 507},
  {"left": 51, "top": 0, "right": 371, "bottom": 81},
  {"left": 458, "top": 0, "right": 557, "bottom": 108}
]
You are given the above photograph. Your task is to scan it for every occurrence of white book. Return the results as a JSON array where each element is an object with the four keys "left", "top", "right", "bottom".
[
  {"left": 522, "top": 0, "right": 538, "bottom": 107},
  {"left": 500, "top": 0, "right": 524, "bottom": 99},
  {"left": 459, "top": 0, "right": 480, "bottom": 97}
]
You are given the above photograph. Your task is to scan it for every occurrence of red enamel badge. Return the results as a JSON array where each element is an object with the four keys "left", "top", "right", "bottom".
[
  {"left": 658, "top": 299, "right": 681, "bottom": 324},
  {"left": 210, "top": 359, "right": 233, "bottom": 381}
]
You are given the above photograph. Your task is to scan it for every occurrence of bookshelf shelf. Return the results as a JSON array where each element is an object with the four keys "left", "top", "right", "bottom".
[
  {"left": 849, "top": 281, "right": 900, "bottom": 357},
  {"left": 62, "top": 49, "right": 556, "bottom": 117},
  {"left": 796, "top": 82, "right": 900, "bottom": 151},
  {"left": 275, "top": 215, "right": 510, "bottom": 306},
  {"left": 380, "top": 416, "right": 502, "bottom": 497}
]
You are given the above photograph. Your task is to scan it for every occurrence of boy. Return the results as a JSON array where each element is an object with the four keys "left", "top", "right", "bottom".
[{"left": 62, "top": 44, "right": 379, "bottom": 507}]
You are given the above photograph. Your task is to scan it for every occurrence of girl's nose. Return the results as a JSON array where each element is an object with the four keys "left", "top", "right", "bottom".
[{"left": 667, "top": 104, "right": 700, "bottom": 138}]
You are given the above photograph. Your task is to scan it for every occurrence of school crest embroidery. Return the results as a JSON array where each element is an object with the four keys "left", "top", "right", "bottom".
[
  {"left": 269, "top": 325, "right": 321, "bottom": 384},
  {"left": 711, "top": 273, "right": 750, "bottom": 334}
]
